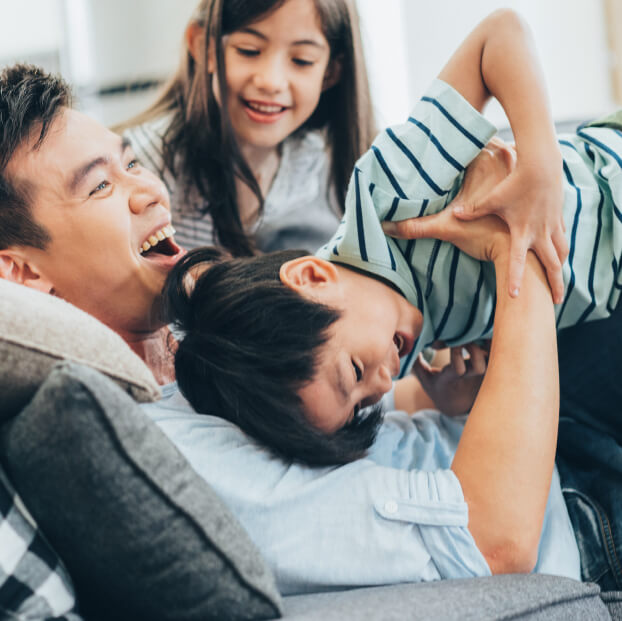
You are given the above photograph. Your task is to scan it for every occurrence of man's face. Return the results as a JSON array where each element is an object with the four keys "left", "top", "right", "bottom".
[
  {"left": 6, "top": 108, "right": 185, "bottom": 333},
  {"left": 293, "top": 261, "right": 423, "bottom": 433}
]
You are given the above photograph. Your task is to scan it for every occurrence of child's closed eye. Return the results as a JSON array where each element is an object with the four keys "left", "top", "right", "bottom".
[
  {"left": 235, "top": 47, "right": 260, "bottom": 58},
  {"left": 352, "top": 360, "right": 363, "bottom": 382}
]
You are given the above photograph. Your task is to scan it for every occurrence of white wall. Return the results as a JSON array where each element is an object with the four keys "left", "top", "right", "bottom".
[{"left": 357, "top": 0, "right": 615, "bottom": 128}]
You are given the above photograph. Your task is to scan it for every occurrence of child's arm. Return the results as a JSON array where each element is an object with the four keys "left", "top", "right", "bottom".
[{"left": 389, "top": 10, "right": 568, "bottom": 303}]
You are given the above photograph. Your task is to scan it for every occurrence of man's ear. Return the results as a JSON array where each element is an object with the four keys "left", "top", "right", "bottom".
[
  {"left": 0, "top": 250, "right": 53, "bottom": 293},
  {"left": 279, "top": 256, "right": 339, "bottom": 299},
  {"left": 322, "top": 57, "right": 343, "bottom": 91},
  {"left": 185, "top": 21, "right": 216, "bottom": 73}
]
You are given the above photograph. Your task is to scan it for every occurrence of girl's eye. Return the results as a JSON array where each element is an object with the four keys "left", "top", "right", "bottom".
[
  {"left": 292, "top": 58, "right": 314, "bottom": 67},
  {"left": 236, "top": 47, "right": 259, "bottom": 57},
  {"left": 89, "top": 181, "right": 110, "bottom": 196},
  {"left": 352, "top": 360, "right": 363, "bottom": 382},
  {"left": 127, "top": 159, "right": 140, "bottom": 170}
]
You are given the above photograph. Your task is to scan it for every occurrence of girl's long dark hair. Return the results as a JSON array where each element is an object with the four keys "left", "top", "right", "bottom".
[{"left": 119, "top": 0, "right": 376, "bottom": 257}]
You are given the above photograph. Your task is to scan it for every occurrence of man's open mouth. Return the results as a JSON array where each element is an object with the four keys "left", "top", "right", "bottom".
[{"left": 139, "top": 224, "right": 180, "bottom": 258}]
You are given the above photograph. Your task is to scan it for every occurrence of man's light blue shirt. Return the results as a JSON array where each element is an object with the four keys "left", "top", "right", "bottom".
[{"left": 143, "top": 383, "right": 580, "bottom": 595}]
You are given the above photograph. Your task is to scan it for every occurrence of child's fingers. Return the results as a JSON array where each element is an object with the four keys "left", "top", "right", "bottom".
[
  {"left": 536, "top": 239, "right": 564, "bottom": 304},
  {"left": 452, "top": 194, "right": 499, "bottom": 221},
  {"left": 450, "top": 346, "right": 467, "bottom": 376},
  {"left": 382, "top": 210, "right": 448, "bottom": 240},
  {"left": 463, "top": 343, "right": 488, "bottom": 375},
  {"left": 552, "top": 226, "right": 569, "bottom": 265}
]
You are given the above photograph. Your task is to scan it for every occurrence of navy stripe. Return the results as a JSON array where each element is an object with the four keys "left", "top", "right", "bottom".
[
  {"left": 387, "top": 241, "right": 396, "bottom": 271},
  {"left": 424, "top": 240, "right": 442, "bottom": 299},
  {"left": 332, "top": 245, "right": 339, "bottom": 256},
  {"left": 421, "top": 96, "right": 485, "bottom": 148},
  {"left": 386, "top": 128, "right": 446, "bottom": 196},
  {"left": 399, "top": 343, "right": 418, "bottom": 379},
  {"left": 403, "top": 200, "right": 429, "bottom": 260},
  {"left": 576, "top": 187, "right": 604, "bottom": 324},
  {"left": 556, "top": 161, "right": 583, "bottom": 328},
  {"left": 408, "top": 117, "right": 464, "bottom": 171},
  {"left": 385, "top": 197, "right": 400, "bottom": 221},
  {"left": 371, "top": 146, "right": 407, "bottom": 198},
  {"left": 448, "top": 264, "right": 485, "bottom": 343},
  {"left": 354, "top": 168, "right": 368, "bottom": 261},
  {"left": 369, "top": 182, "right": 376, "bottom": 197},
  {"left": 577, "top": 129, "right": 622, "bottom": 169},
  {"left": 584, "top": 142, "right": 596, "bottom": 164},
  {"left": 434, "top": 247, "right": 460, "bottom": 339},
  {"left": 481, "top": 294, "right": 496, "bottom": 337}
]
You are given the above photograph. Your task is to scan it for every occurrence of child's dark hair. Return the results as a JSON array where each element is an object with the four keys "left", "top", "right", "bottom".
[
  {"left": 164, "top": 247, "right": 383, "bottom": 465},
  {"left": 119, "top": 0, "right": 375, "bottom": 257}
]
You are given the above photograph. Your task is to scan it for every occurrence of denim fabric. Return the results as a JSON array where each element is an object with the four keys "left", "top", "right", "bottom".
[
  {"left": 556, "top": 300, "right": 622, "bottom": 591},
  {"left": 556, "top": 420, "right": 622, "bottom": 591}
]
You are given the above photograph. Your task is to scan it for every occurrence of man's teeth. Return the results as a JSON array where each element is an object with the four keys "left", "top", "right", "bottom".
[
  {"left": 247, "top": 101, "right": 284, "bottom": 113},
  {"left": 139, "top": 225, "right": 176, "bottom": 253}
]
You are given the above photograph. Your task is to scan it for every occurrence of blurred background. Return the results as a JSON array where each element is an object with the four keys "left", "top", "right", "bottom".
[{"left": 0, "top": 0, "right": 620, "bottom": 131}]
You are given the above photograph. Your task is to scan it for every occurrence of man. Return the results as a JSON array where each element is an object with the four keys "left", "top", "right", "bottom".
[{"left": 0, "top": 58, "right": 616, "bottom": 594}]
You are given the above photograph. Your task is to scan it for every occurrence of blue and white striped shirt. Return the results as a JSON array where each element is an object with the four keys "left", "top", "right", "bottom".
[{"left": 317, "top": 79, "right": 622, "bottom": 371}]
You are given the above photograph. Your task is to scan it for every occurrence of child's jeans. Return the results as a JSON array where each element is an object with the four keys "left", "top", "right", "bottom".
[{"left": 556, "top": 305, "right": 622, "bottom": 591}]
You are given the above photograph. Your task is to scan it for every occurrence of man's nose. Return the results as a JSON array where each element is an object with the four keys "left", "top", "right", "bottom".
[
  {"left": 373, "top": 364, "right": 393, "bottom": 396},
  {"left": 128, "top": 175, "right": 168, "bottom": 214}
]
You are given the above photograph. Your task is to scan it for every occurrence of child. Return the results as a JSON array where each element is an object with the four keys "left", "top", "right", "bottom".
[
  {"left": 120, "top": 0, "right": 375, "bottom": 256},
  {"left": 164, "top": 9, "right": 622, "bottom": 464}
]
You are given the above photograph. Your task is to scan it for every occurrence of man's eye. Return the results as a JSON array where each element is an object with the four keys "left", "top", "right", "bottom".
[
  {"left": 89, "top": 181, "right": 110, "bottom": 196},
  {"left": 236, "top": 47, "right": 259, "bottom": 57},
  {"left": 352, "top": 360, "right": 362, "bottom": 382},
  {"left": 292, "top": 58, "right": 314, "bottom": 67}
]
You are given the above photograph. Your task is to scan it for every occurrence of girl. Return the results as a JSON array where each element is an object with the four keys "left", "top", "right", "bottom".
[{"left": 120, "top": 0, "right": 375, "bottom": 256}]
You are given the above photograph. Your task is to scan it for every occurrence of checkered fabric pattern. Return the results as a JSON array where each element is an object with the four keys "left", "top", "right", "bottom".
[{"left": 0, "top": 466, "right": 82, "bottom": 620}]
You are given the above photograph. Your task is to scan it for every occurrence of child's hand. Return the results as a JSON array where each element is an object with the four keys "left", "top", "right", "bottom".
[
  {"left": 412, "top": 344, "right": 488, "bottom": 417},
  {"left": 450, "top": 137, "right": 568, "bottom": 303}
]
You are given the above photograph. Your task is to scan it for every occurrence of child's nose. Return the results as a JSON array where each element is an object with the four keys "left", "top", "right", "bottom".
[{"left": 253, "top": 59, "right": 286, "bottom": 93}]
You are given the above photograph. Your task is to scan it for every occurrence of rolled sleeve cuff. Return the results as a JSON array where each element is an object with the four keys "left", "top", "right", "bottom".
[{"left": 375, "top": 469, "right": 492, "bottom": 580}]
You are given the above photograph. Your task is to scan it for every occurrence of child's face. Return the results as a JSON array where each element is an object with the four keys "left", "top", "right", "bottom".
[
  {"left": 282, "top": 258, "right": 424, "bottom": 434},
  {"left": 219, "top": 0, "right": 335, "bottom": 150}
]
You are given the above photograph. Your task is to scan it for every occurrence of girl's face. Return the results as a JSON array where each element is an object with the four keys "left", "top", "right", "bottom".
[{"left": 219, "top": 0, "right": 334, "bottom": 150}]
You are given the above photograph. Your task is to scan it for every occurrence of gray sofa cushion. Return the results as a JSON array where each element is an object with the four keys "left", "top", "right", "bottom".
[
  {"left": 0, "top": 362, "right": 282, "bottom": 621},
  {"left": 280, "top": 575, "right": 611, "bottom": 620},
  {"left": 0, "top": 279, "right": 160, "bottom": 418}
]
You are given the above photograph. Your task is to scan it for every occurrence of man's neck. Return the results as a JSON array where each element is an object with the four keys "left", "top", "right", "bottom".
[{"left": 122, "top": 325, "right": 177, "bottom": 386}]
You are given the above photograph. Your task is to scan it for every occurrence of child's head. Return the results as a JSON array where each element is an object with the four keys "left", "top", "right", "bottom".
[
  {"left": 164, "top": 247, "right": 422, "bottom": 465},
  {"left": 129, "top": 0, "right": 375, "bottom": 256}
]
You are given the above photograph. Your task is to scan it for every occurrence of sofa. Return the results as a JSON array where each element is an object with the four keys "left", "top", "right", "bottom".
[{"left": 0, "top": 278, "right": 620, "bottom": 620}]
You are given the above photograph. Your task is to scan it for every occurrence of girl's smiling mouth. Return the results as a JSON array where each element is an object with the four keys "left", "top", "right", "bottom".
[{"left": 242, "top": 98, "right": 289, "bottom": 123}]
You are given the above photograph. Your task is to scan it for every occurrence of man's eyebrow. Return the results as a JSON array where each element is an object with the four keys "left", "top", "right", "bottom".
[
  {"left": 239, "top": 27, "right": 325, "bottom": 48},
  {"left": 68, "top": 138, "right": 132, "bottom": 193}
]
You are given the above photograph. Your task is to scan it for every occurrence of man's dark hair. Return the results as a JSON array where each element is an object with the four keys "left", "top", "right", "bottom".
[
  {"left": 0, "top": 64, "right": 72, "bottom": 250},
  {"left": 164, "top": 247, "right": 383, "bottom": 466}
]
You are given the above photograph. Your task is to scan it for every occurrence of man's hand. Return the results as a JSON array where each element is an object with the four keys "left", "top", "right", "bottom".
[
  {"left": 413, "top": 344, "right": 488, "bottom": 416},
  {"left": 450, "top": 137, "right": 568, "bottom": 304}
]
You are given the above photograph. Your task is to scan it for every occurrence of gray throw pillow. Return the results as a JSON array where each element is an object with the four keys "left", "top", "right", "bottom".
[
  {"left": 1, "top": 362, "right": 282, "bottom": 621},
  {"left": 0, "top": 279, "right": 160, "bottom": 418}
]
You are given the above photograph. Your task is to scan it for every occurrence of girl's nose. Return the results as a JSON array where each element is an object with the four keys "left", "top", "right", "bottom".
[{"left": 253, "top": 59, "right": 286, "bottom": 94}]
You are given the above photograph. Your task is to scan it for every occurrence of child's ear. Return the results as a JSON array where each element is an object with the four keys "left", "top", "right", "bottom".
[
  {"left": 279, "top": 256, "right": 339, "bottom": 297},
  {"left": 322, "top": 57, "right": 343, "bottom": 91},
  {"left": 186, "top": 22, "right": 216, "bottom": 73},
  {"left": 0, "top": 250, "right": 54, "bottom": 294}
]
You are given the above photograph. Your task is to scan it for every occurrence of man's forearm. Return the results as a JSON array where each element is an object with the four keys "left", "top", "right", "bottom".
[{"left": 451, "top": 249, "right": 558, "bottom": 574}]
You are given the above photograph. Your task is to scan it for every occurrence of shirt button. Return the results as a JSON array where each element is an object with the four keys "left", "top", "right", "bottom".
[{"left": 384, "top": 500, "right": 398, "bottom": 514}]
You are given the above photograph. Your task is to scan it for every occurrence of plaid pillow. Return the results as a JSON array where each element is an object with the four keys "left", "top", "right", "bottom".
[{"left": 0, "top": 466, "right": 82, "bottom": 620}]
